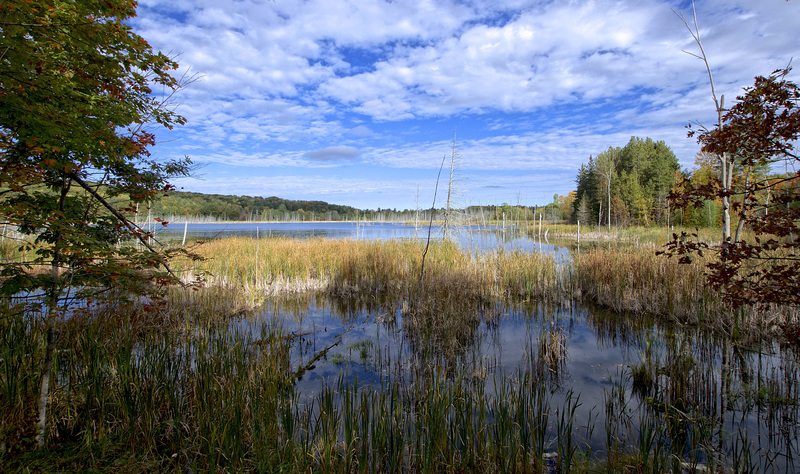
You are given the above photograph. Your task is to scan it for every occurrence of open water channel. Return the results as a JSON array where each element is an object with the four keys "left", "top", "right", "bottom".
[{"left": 157, "top": 221, "right": 799, "bottom": 472}]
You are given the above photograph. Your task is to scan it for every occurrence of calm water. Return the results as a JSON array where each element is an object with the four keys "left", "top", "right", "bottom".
[
  {"left": 228, "top": 295, "right": 799, "bottom": 472},
  {"left": 163, "top": 221, "right": 797, "bottom": 471},
  {"left": 156, "top": 221, "right": 572, "bottom": 258}
]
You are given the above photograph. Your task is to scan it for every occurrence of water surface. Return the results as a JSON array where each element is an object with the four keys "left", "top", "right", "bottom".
[
  {"left": 234, "top": 295, "right": 799, "bottom": 472},
  {"left": 156, "top": 221, "right": 571, "bottom": 258},
  {"left": 162, "top": 221, "right": 798, "bottom": 471}
]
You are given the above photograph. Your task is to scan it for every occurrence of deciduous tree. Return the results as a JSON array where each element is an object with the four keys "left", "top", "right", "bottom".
[
  {"left": 0, "top": 0, "right": 195, "bottom": 446},
  {"left": 572, "top": 137, "right": 679, "bottom": 227},
  {"left": 594, "top": 147, "right": 617, "bottom": 230},
  {"left": 665, "top": 67, "right": 800, "bottom": 308}
]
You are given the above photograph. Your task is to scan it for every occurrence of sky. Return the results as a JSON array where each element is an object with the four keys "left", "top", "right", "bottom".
[{"left": 132, "top": 0, "right": 800, "bottom": 211}]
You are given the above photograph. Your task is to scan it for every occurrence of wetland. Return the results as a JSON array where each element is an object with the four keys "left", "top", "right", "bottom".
[{"left": 3, "top": 224, "right": 799, "bottom": 472}]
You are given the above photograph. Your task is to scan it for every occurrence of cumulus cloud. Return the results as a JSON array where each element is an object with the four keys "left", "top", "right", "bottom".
[{"left": 135, "top": 0, "right": 799, "bottom": 208}]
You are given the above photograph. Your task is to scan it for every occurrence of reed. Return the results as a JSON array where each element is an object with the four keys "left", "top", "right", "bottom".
[
  {"left": 175, "top": 237, "right": 568, "bottom": 361},
  {"left": 5, "top": 232, "right": 798, "bottom": 471},
  {"left": 535, "top": 224, "right": 727, "bottom": 246},
  {"left": 0, "top": 288, "right": 575, "bottom": 472},
  {"left": 573, "top": 245, "right": 798, "bottom": 341},
  {"left": 179, "top": 236, "right": 565, "bottom": 301},
  {"left": 3, "top": 286, "right": 797, "bottom": 472}
]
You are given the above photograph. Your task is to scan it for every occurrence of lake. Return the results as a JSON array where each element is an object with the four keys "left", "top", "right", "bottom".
[{"left": 156, "top": 221, "right": 573, "bottom": 258}]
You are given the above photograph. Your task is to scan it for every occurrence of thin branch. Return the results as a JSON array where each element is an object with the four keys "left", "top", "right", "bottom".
[
  {"left": 68, "top": 172, "right": 177, "bottom": 280},
  {"left": 419, "top": 153, "right": 448, "bottom": 287}
]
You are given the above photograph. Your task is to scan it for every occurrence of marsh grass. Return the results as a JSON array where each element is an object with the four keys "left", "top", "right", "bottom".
[
  {"left": 0, "top": 291, "right": 591, "bottom": 472},
  {"left": 573, "top": 245, "right": 799, "bottom": 342},
  {"left": 181, "top": 236, "right": 565, "bottom": 302},
  {"left": 0, "top": 237, "right": 24, "bottom": 263},
  {"left": 177, "top": 237, "right": 569, "bottom": 364},
  {"left": 4, "top": 285, "right": 798, "bottom": 471},
  {"left": 185, "top": 234, "right": 797, "bottom": 344},
  {"left": 537, "top": 224, "right": 727, "bottom": 246},
  {"left": 4, "top": 234, "right": 799, "bottom": 471}
]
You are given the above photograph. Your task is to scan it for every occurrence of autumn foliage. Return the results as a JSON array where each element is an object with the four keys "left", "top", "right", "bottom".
[
  {"left": 665, "top": 67, "right": 800, "bottom": 308},
  {"left": 0, "top": 0, "right": 195, "bottom": 446}
]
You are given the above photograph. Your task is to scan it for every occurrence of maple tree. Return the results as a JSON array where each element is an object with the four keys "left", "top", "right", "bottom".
[
  {"left": 664, "top": 67, "right": 800, "bottom": 308},
  {"left": 0, "top": 0, "right": 195, "bottom": 445}
]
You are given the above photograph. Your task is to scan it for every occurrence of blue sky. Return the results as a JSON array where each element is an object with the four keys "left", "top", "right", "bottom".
[{"left": 133, "top": 0, "right": 799, "bottom": 210}]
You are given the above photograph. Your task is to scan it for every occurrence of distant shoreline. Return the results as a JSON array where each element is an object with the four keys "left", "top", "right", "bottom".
[{"left": 155, "top": 220, "right": 417, "bottom": 225}]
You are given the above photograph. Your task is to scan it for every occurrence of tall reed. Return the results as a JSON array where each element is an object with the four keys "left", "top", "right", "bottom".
[
  {"left": 573, "top": 245, "right": 797, "bottom": 341},
  {"left": 6, "top": 233, "right": 798, "bottom": 471},
  {"left": 179, "top": 237, "right": 565, "bottom": 302}
]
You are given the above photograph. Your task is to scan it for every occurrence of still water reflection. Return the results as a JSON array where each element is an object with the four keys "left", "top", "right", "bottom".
[
  {"left": 167, "top": 222, "right": 797, "bottom": 471},
  {"left": 231, "top": 295, "right": 798, "bottom": 472}
]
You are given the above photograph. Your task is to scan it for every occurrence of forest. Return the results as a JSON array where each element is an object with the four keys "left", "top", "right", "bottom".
[
  {"left": 149, "top": 190, "right": 362, "bottom": 221},
  {"left": 572, "top": 135, "right": 793, "bottom": 231},
  {"left": 145, "top": 189, "right": 569, "bottom": 224},
  {"left": 572, "top": 136, "right": 680, "bottom": 227}
]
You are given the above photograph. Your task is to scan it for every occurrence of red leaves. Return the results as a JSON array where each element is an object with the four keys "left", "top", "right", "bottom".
[
  {"left": 666, "top": 67, "right": 800, "bottom": 309},
  {"left": 698, "top": 67, "right": 800, "bottom": 166}
]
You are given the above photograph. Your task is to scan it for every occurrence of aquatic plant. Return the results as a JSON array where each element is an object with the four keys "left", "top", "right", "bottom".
[{"left": 573, "top": 245, "right": 798, "bottom": 342}]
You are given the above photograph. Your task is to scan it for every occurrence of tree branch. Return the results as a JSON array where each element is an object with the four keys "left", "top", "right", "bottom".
[{"left": 68, "top": 172, "right": 178, "bottom": 280}]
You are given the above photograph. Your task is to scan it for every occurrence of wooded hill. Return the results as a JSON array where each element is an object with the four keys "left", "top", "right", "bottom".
[{"left": 150, "top": 190, "right": 362, "bottom": 221}]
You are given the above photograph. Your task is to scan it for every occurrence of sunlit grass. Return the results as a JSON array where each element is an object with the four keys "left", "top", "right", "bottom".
[
  {"left": 3, "top": 231, "right": 798, "bottom": 471},
  {"left": 179, "top": 236, "right": 568, "bottom": 307},
  {"left": 535, "top": 224, "right": 729, "bottom": 246},
  {"left": 573, "top": 245, "right": 797, "bottom": 341}
]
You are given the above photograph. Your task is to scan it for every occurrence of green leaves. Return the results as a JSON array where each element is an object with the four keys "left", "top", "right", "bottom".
[
  {"left": 573, "top": 137, "right": 680, "bottom": 226},
  {"left": 0, "top": 0, "right": 195, "bottom": 314}
]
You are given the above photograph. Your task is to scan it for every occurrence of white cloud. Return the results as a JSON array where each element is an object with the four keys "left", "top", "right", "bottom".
[
  {"left": 317, "top": 0, "right": 688, "bottom": 119},
  {"left": 135, "top": 0, "right": 799, "bottom": 208},
  {"left": 173, "top": 173, "right": 420, "bottom": 200}
]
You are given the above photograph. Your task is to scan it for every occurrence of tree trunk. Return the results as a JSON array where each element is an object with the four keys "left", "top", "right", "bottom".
[
  {"left": 37, "top": 177, "right": 71, "bottom": 447},
  {"left": 733, "top": 166, "right": 752, "bottom": 244},
  {"left": 607, "top": 179, "right": 611, "bottom": 230},
  {"left": 36, "top": 322, "right": 55, "bottom": 447},
  {"left": 721, "top": 152, "right": 732, "bottom": 241}
]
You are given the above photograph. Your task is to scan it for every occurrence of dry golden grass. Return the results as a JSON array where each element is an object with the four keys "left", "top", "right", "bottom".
[
  {"left": 179, "top": 236, "right": 566, "bottom": 306},
  {"left": 172, "top": 236, "right": 569, "bottom": 359},
  {"left": 174, "top": 235, "right": 799, "bottom": 342},
  {"left": 539, "top": 224, "right": 729, "bottom": 246},
  {"left": 573, "top": 245, "right": 798, "bottom": 341}
]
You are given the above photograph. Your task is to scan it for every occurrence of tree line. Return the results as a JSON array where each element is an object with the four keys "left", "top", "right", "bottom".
[
  {"left": 145, "top": 190, "right": 574, "bottom": 224},
  {"left": 149, "top": 190, "right": 362, "bottom": 221},
  {"left": 573, "top": 136, "right": 681, "bottom": 227}
]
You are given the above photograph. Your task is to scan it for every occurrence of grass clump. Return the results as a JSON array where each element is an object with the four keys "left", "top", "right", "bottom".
[
  {"left": 3, "top": 234, "right": 797, "bottom": 471},
  {"left": 573, "top": 245, "right": 798, "bottom": 342},
  {"left": 0, "top": 292, "right": 597, "bottom": 472},
  {"left": 177, "top": 237, "right": 569, "bottom": 364},
  {"left": 181, "top": 236, "right": 566, "bottom": 304}
]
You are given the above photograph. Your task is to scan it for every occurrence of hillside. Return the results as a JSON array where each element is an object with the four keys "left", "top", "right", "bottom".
[{"left": 149, "top": 190, "right": 362, "bottom": 221}]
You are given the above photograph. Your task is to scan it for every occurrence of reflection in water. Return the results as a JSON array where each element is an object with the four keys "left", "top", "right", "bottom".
[{"left": 243, "top": 295, "right": 798, "bottom": 472}]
